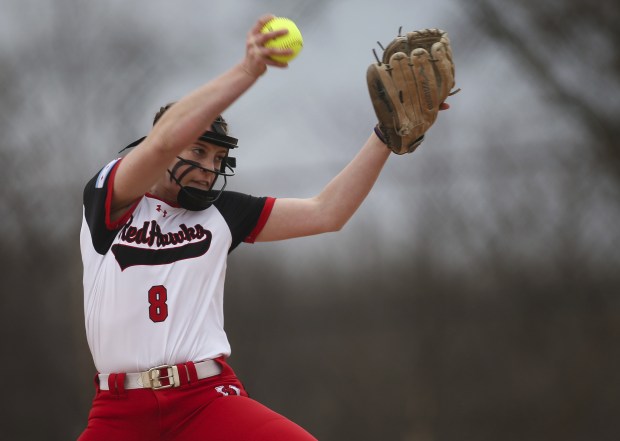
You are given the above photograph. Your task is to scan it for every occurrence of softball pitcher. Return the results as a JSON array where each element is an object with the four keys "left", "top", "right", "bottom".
[{"left": 78, "top": 13, "right": 454, "bottom": 441}]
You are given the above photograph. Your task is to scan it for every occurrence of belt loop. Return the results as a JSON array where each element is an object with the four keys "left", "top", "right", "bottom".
[
  {"left": 107, "top": 373, "right": 116, "bottom": 394},
  {"left": 186, "top": 361, "right": 199, "bottom": 383},
  {"left": 93, "top": 373, "right": 101, "bottom": 391},
  {"left": 107, "top": 373, "right": 127, "bottom": 397},
  {"left": 176, "top": 363, "right": 190, "bottom": 386},
  {"left": 107, "top": 373, "right": 118, "bottom": 396},
  {"left": 116, "top": 372, "right": 127, "bottom": 396},
  {"left": 215, "top": 356, "right": 233, "bottom": 376}
]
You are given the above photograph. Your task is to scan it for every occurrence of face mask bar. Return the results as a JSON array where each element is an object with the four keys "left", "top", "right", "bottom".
[
  {"left": 167, "top": 153, "right": 237, "bottom": 210},
  {"left": 171, "top": 156, "right": 236, "bottom": 179}
]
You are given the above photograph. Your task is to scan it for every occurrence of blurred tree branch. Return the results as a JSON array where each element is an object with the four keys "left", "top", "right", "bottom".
[{"left": 468, "top": 0, "right": 620, "bottom": 172}]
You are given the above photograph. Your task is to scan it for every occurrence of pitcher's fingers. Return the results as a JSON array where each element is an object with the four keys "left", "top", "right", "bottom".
[
  {"left": 254, "top": 28, "right": 289, "bottom": 47},
  {"left": 250, "top": 14, "right": 276, "bottom": 34}
]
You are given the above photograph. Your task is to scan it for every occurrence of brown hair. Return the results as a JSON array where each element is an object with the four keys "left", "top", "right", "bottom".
[{"left": 153, "top": 102, "right": 229, "bottom": 135}]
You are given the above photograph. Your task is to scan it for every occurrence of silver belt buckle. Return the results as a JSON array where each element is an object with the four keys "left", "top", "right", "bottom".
[{"left": 143, "top": 364, "right": 180, "bottom": 390}]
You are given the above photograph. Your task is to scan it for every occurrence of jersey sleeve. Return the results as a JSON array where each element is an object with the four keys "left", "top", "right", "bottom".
[
  {"left": 83, "top": 158, "right": 138, "bottom": 254},
  {"left": 213, "top": 192, "right": 275, "bottom": 252}
]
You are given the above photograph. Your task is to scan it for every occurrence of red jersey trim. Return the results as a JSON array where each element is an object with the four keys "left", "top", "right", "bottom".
[
  {"left": 244, "top": 197, "right": 275, "bottom": 243},
  {"left": 104, "top": 158, "right": 141, "bottom": 231}
]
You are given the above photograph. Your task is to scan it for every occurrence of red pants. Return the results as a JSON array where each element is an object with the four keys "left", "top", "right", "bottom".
[{"left": 78, "top": 358, "right": 317, "bottom": 441}]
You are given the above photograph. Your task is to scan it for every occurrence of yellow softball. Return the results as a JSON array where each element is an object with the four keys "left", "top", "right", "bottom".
[{"left": 260, "top": 17, "right": 303, "bottom": 63}]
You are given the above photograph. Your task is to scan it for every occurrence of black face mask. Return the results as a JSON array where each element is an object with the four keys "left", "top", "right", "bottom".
[
  {"left": 176, "top": 186, "right": 220, "bottom": 211},
  {"left": 168, "top": 156, "right": 236, "bottom": 211}
]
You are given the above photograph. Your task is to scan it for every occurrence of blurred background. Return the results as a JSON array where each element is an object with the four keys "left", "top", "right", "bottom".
[{"left": 1, "top": 0, "right": 619, "bottom": 440}]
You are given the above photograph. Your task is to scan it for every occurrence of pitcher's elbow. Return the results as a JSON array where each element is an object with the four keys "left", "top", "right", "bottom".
[{"left": 327, "top": 217, "right": 349, "bottom": 233}]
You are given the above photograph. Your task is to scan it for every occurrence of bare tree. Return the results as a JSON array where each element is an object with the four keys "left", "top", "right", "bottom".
[
  {"left": 467, "top": 0, "right": 620, "bottom": 171},
  {"left": 0, "top": 1, "right": 169, "bottom": 438}
]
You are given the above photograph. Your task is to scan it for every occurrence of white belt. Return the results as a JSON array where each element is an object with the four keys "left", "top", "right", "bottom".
[{"left": 98, "top": 359, "right": 222, "bottom": 391}]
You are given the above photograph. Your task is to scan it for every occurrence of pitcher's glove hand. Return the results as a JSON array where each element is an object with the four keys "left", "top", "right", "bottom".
[{"left": 367, "top": 28, "right": 458, "bottom": 154}]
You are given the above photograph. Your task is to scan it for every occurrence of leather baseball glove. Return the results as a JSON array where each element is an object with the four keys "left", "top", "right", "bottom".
[{"left": 367, "top": 28, "right": 458, "bottom": 154}]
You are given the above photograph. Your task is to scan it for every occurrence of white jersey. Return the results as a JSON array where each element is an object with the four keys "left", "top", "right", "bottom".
[{"left": 80, "top": 158, "right": 274, "bottom": 374}]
